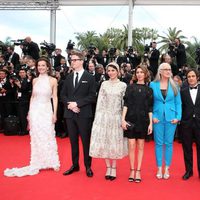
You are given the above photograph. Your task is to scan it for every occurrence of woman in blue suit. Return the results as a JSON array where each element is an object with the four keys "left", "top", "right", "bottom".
[{"left": 150, "top": 63, "right": 182, "bottom": 179}]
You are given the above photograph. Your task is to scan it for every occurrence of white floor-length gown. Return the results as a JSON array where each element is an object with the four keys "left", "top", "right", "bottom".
[{"left": 4, "top": 74, "right": 60, "bottom": 177}]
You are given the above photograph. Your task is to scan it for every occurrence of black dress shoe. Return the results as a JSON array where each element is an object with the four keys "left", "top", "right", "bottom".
[
  {"left": 63, "top": 166, "right": 80, "bottom": 176},
  {"left": 86, "top": 168, "right": 93, "bottom": 177},
  {"left": 182, "top": 171, "right": 193, "bottom": 180}
]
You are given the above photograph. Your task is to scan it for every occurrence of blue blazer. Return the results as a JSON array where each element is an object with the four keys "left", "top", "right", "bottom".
[{"left": 150, "top": 81, "right": 182, "bottom": 122}]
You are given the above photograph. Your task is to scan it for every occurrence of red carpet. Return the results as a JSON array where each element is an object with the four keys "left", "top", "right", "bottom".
[{"left": 0, "top": 133, "right": 199, "bottom": 200}]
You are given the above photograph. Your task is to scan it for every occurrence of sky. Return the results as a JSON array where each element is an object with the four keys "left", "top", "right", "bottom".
[{"left": 0, "top": 5, "right": 200, "bottom": 57}]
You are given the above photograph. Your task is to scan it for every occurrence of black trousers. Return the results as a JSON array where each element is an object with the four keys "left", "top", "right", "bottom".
[
  {"left": 181, "top": 121, "right": 200, "bottom": 175},
  {"left": 66, "top": 116, "right": 92, "bottom": 169},
  {"left": 18, "top": 101, "right": 29, "bottom": 133}
]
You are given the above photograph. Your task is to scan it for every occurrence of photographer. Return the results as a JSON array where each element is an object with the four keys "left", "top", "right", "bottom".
[
  {"left": 123, "top": 47, "right": 141, "bottom": 69},
  {"left": 66, "top": 40, "right": 75, "bottom": 66},
  {"left": 13, "top": 68, "right": 31, "bottom": 135},
  {"left": 0, "top": 69, "right": 17, "bottom": 132},
  {"left": 149, "top": 42, "right": 160, "bottom": 77},
  {"left": 174, "top": 38, "right": 187, "bottom": 69},
  {"left": 23, "top": 36, "right": 40, "bottom": 60},
  {"left": 97, "top": 49, "right": 109, "bottom": 68},
  {"left": 6, "top": 46, "right": 20, "bottom": 72},
  {"left": 54, "top": 48, "right": 65, "bottom": 69}
]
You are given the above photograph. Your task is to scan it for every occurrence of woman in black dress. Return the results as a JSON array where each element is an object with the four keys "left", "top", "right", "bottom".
[{"left": 122, "top": 65, "right": 153, "bottom": 183}]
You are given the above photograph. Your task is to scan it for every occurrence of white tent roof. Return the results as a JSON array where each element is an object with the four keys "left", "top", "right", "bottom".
[{"left": 59, "top": 0, "right": 200, "bottom": 6}]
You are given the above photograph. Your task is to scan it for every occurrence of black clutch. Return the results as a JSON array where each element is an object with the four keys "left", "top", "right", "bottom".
[{"left": 126, "top": 121, "right": 135, "bottom": 131}]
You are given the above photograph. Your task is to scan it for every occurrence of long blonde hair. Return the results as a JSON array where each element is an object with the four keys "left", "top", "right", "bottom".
[{"left": 154, "top": 63, "right": 178, "bottom": 96}]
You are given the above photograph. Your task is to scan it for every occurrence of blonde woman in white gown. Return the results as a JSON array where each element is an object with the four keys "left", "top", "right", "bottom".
[
  {"left": 4, "top": 57, "right": 60, "bottom": 177},
  {"left": 89, "top": 62, "right": 128, "bottom": 181}
]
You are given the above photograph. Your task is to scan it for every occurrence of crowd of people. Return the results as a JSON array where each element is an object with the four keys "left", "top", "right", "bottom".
[{"left": 1, "top": 36, "right": 200, "bottom": 182}]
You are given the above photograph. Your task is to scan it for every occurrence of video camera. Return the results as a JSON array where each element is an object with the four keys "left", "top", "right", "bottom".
[
  {"left": 40, "top": 41, "right": 56, "bottom": 57},
  {"left": 87, "top": 44, "right": 96, "bottom": 57},
  {"left": 168, "top": 41, "right": 176, "bottom": 58},
  {"left": 11, "top": 39, "right": 28, "bottom": 46},
  {"left": 66, "top": 40, "right": 75, "bottom": 51}
]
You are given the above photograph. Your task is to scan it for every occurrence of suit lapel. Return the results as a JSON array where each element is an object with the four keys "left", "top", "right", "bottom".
[
  {"left": 186, "top": 87, "right": 194, "bottom": 105},
  {"left": 73, "top": 70, "right": 86, "bottom": 93},
  {"left": 194, "top": 86, "right": 200, "bottom": 105}
]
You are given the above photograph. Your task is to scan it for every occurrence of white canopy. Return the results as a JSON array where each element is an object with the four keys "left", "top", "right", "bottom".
[{"left": 0, "top": 0, "right": 198, "bottom": 44}]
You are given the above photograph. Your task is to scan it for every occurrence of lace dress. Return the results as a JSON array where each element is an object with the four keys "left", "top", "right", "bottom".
[
  {"left": 4, "top": 74, "right": 60, "bottom": 177},
  {"left": 89, "top": 80, "right": 128, "bottom": 159}
]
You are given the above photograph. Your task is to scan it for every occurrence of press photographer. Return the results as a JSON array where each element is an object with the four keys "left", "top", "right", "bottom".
[
  {"left": 13, "top": 68, "right": 31, "bottom": 135},
  {"left": 66, "top": 40, "right": 75, "bottom": 65},
  {"left": 123, "top": 46, "right": 140, "bottom": 69},
  {"left": 40, "top": 41, "right": 56, "bottom": 59},
  {"left": 174, "top": 38, "right": 187, "bottom": 69},
  {"left": 149, "top": 41, "right": 160, "bottom": 76}
]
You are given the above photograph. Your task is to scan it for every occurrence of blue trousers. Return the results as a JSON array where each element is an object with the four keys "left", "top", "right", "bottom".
[{"left": 153, "top": 120, "right": 177, "bottom": 167}]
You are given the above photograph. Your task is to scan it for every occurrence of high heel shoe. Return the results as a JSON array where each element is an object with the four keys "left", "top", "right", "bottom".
[
  {"left": 128, "top": 169, "right": 135, "bottom": 182},
  {"left": 163, "top": 166, "right": 170, "bottom": 180},
  {"left": 105, "top": 167, "right": 111, "bottom": 180},
  {"left": 156, "top": 167, "right": 162, "bottom": 179},
  {"left": 110, "top": 167, "right": 116, "bottom": 181},
  {"left": 135, "top": 169, "right": 141, "bottom": 183}
]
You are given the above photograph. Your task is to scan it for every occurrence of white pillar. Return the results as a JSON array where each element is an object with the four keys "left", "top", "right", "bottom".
[
  {"left": 128, "top": 0, "right": 134, "bottom": 46},
  {"left": 50, "top": 9, "right": 56, "bottom": 44}
]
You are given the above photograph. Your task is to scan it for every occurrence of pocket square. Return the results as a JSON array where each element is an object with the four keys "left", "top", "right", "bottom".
[{"left": 82, "top": 81, "right": 88, "bottom": 83}]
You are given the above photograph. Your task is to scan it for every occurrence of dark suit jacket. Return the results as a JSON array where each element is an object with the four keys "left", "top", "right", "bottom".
[
  {"left": 11, "top": 52, "right": 20, "bottom": 71},
  {"left": 176, "top": 43, "right": 187, "bottom": 68},
  {"left": 181, "top": 85, "right": 200, "bottom": 129},
  {"left": 149, "top": 48, "right": 160, "bottom": 75},
  {"left": 61, "top": 70, "right": 96, "bottom": 118}
]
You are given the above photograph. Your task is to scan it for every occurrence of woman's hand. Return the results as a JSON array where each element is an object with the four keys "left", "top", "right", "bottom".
[
  {"left": 153, "top": 118, "right": 159, "bottom": 124},
  {"left": 52, "top": 114, "right": 57, "bottom": 124},
  {"left": 171, "top": 119, "right": 179, "bottom": 124},
  {"left": 148, "top": 123, "right": 153, "bottom": 135},
  {"left": 121, "top": 120, "right": 128, "bottom": 130}
]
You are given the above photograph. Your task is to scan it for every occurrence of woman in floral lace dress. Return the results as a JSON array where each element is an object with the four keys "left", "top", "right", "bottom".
[
  {"left": 4, "top": 57, "right": 60, "bottom": 177},
  {"left": 89, "top": 62, "right": 128, "bottom": 181}
]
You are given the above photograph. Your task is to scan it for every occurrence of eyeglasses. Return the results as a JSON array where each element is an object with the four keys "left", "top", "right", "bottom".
[
  {"left": 161, "top": 68, "right": 171, "bottom": 71},
  {"left": 71, "top": 59, "right": 82, "bottom": 62}
]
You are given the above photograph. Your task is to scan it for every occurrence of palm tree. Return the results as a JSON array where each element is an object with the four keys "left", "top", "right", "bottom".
[
  {"left": 158, "top": 27, "right": 187, "bottom": 53},
  {"left": 75, "top": 31, "right": 99, "bottom": 50},
  {"left": 185, "top": 36, "right": 200, "bottom": 67}
]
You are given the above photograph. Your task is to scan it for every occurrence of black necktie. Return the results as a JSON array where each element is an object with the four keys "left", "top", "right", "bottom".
[
  {"left": 74, "top": 72, "right": 79, "bottom": 88},
  {"left": 190, "top": 86, "right": 198, "bottom": 90}
]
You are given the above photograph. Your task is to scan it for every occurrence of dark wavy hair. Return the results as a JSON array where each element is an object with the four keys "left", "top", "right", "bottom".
[{"left": 35, "top": 57, "right": 52, "bottom": 76}]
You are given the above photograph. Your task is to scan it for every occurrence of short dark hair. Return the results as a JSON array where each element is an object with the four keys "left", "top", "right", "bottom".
[{"left": 186, "top": 68, "right": 199, "bottom": 79}]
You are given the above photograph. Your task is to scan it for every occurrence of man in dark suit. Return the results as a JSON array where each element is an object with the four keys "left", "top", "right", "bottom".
[
  {"left": 61, "top": 49, "right": 96, "bottom": 177},
  {"left": 6, "top": 46, "right": 20, "bottom": 72},
  {"left": 149, "top": 42, "right": 160, "bottom": 77},
  {"left": 24, "top": 36, "right": 40, "bottom": 60},
  {"left": 180, "top": 68, "right": 200, "bottom": 180},
  {"left": 0, "top": 69, "right": 16, "bottom": 131},
  {"left": 175, "top": 38, "right": 187, "bottom": 69},
  {"left": 14, "top": 68, "right": 31, "bottom": 135}
]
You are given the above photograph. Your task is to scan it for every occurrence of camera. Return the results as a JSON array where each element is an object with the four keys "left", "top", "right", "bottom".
[
  {"left": 66, "top": 40, "right": 75, "bottom": 51},
  {"left": 9, "top": 74, "right": 19, "bottom": 81},
  {"left": 108, "top": 47, "right": 116, "bottom": 59},
  {"left": 40, "top": 41, "right": 56, "bottom": 58},
  {"left": 87, "top": 44, "right": 96, "bottom": 57}
]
